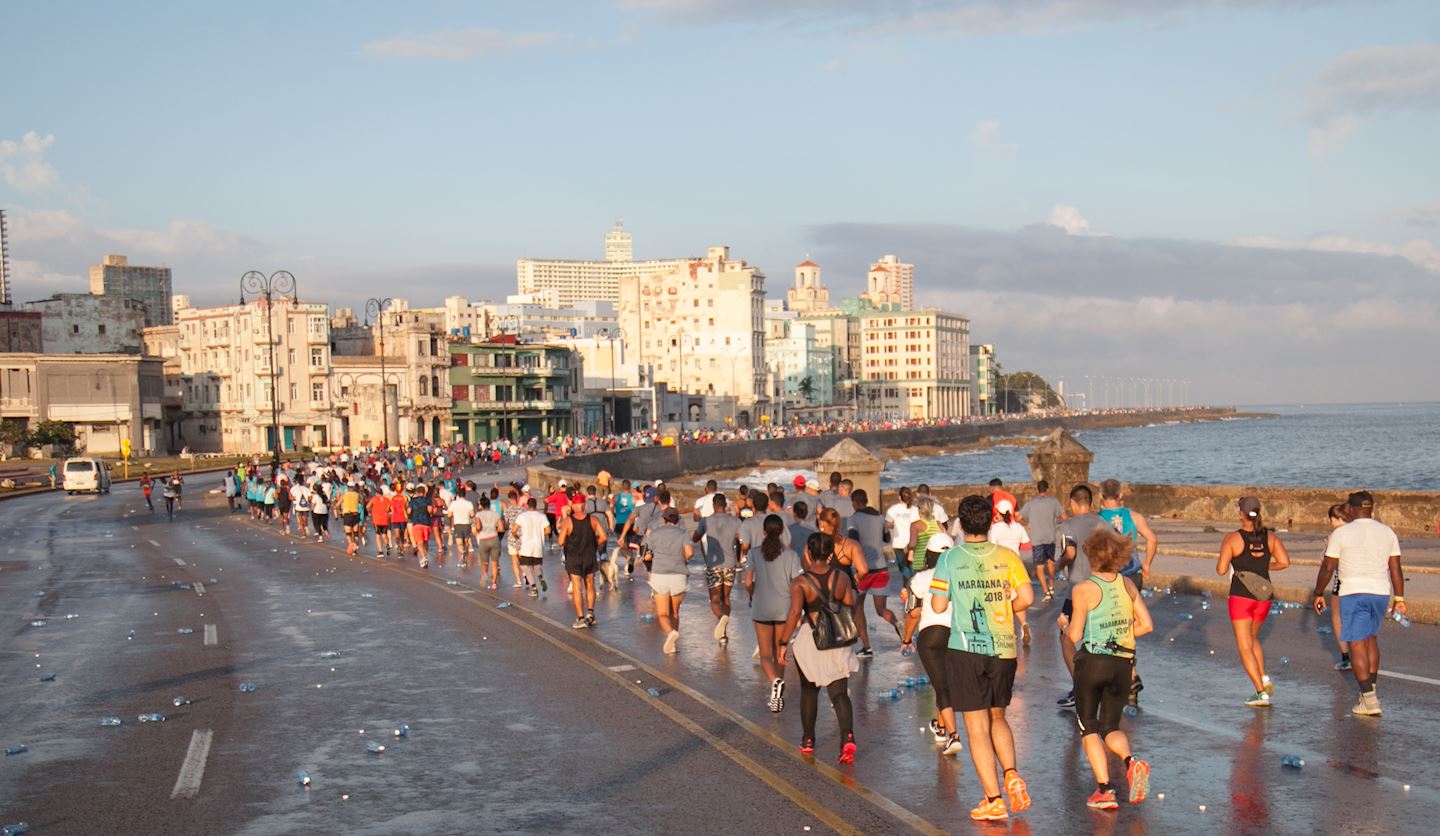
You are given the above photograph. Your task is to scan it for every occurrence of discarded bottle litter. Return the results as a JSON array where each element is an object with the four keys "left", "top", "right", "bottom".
[
  {"left": 1281, "top": 755, "right": 1305, "bottom": 768},
  {"left": 4, "top": 745, "right": 27, "bottom": 756},
  {"left": 297, "top": 771, "right": 311, "bottom": 786},
  {"left": 127, "top": 629, "right": 136, "bottom": 638},
  {"left": 446, "top": 580, "right": 460, "bottom": 586},
  {"left": 239, "top": 682, "right": 257, "bottom": 692},
  {"left": 33, "top": 592, "right": 44, "bottom": 598},
  {"left": 29, "top": 620, "right": 46, "bottom": 628},
  {"left": 138, "top": 713, "right": 166, "bottom": 723},
  {"left": 320, "top": 651, "right": 341, "bottom": 659},
  {"left": 1392, "top": 611, "right": 1412, "bottom": 628},
  {"left": 99, "top": 716, "right": 123, "bottom": 727},
  {"left": 1316, "top": 625, "right": 1333, "bottom": 634},
  {"left": 394, "top": 724, "right": 409, "bottom": 738},
  {"left": 366, "top": 741, "right": 385, "bottom": 754},
  {"left": 1280, "top": 657, "right": 1290, "bottom": 665},
  {"left": 496, "top": 602, "right": 512, "bottom": 609},
  {"left": 900, "top": 645, "right": 913, "bottom": 656},
  {"left": 65, "top": 613, "right": 80, "bottom": 620},
  {"left": 646, "top": 688, "right": 661, "bottom": 697},
  {"left": 916, "top": 674, "right": 930, "bottom": 685},
  {"left": 641, "top": 614, "right": 656, "bottom": 622},
  {"left": 360, "top": 593, "right": 374, "bottom": 599},
  {"left": 177, "top": 628, "right": 194, "bottom": 635},
  {"left": 1179, "top": 613, "right": 1194, "bottom": 621},
  {"left": 2, "top": 821, "right": 29, "bottom": 836},
  {"left": 39, "top": 674, "right": 56, "bottom": 682},
  {"left": 172, "top": 696, "right": 191, "bottom": 707}
]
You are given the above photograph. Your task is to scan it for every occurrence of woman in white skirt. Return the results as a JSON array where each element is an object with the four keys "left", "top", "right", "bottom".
[{"left": 779, "top": 532, "right": 861, "bottom": 763}]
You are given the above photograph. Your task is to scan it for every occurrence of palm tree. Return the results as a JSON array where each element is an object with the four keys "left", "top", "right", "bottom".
[{"left": 797, "top": 375, "right": 815, "bottom": 403}]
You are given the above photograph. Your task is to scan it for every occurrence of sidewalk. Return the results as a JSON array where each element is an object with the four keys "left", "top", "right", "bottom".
[{"left": 1151, "top": 520, "right": 1440, "bottom": 570}]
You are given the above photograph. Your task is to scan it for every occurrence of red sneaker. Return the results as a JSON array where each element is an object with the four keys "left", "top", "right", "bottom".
[{"left": 1087, "top": 788, "right": 1119, "bottom": 810}]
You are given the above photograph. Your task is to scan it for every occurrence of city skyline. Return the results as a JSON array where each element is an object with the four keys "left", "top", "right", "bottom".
[{"left": 1, "top": 1, "right": 1436, "bottom": 405}]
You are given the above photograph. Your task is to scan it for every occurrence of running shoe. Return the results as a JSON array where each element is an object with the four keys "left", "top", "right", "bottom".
[
  {"left": 1334, "top": 657, "right": 1353, "bottom": 671},
  {"left": 512, "top": 582, "right": 522, "bottom": 589},
  {"left": 752, "top": 645, "right": 760, "bottom": 659},
  {"left": 1043, "top": 591, "right": 1055, "bottom": 602},
  {"left": 1351, "top": 693, "right": 1382, "bottom": 716},
  {"left": 969, "top": 798, "right": 1008, "bottom": 822},
  {"left": 943, "top": 734, "right": 964, "bottom": 757},
  {"left": 1022, "top": 624, "right": 1032, "bottom": 645},
  {"left": 856, "top": 647, "right": 874, "bottom": 659},
  {"left": 586, "top": 612, "right": 597, "bottom": 627},
  {"left": 799, "top": 737, "right": 815, "bottom": 755},
  {"left": 663, "top": 629, "right": 680, "bottom": 654},
  {"left": 1057, "top": 690, "right": 1076, "bottom": 709},
  {"left": 1127, "top": 758, "right": 1150, "bottom": 804},
  {"left": 1086, "top": 788, "right": 1119, "bottom": 810},
  {"left": 1128, "top": 675, "right": 1144, "bottom": 706},
  {"left": 714, "top": 614, "right": 729, "bottom": 641},
  {"left": 528, "top": 587, "right": 539, "bottom": 599},
  {"left": 768, "top": 678, "right": 785, "bottom": 713},
  {"left": 838, "top": 736, "right": 857, "bottom": 765},
  {"left": 1245, "top": 690, "right": 1271, "bottom": 707},
  {"left": 572, "top": 617, "right": 588, "bottom": 629},
  {"left": 929, "top": 719, "right": 947, "bottom": 742},
  {"left": 1262, "top": 674, "right": 1274, "bottom": 697},
  {"left": 539, "top": 576, "right": 548, "bottom": 593},
  {"left": 1004, "top": 771, "right": 1032, "bottom": 813}
]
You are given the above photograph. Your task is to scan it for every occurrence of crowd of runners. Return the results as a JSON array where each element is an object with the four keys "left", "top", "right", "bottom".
[{"left": 182, "top": 440, "right": 1407, "bottom": 823}]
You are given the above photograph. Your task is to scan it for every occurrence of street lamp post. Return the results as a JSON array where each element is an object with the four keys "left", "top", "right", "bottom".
[
  {"left": 240, "top": 270, "right": 297, "bottom": 475},
  {"left": 364, "top": 297, "right": 393, "bottom": 449},
  {"left": 600, "top": 328, "right": 618, "bottom": 435}
]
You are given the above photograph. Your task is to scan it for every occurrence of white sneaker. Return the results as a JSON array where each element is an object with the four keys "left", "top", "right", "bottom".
[
  {"left": 713, "top": 613, "right": 729, "bottom": 641},
  {"left": 663, "top": 630, "right": 680, "bottom": 654},
  {"left": 1351, "top": 692, "right": 1382, "bottom": 716},
  {"left": 752, "top": 645, "right": 761, "bottom": 659}
]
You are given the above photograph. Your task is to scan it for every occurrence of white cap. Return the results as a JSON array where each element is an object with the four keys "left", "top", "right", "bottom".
[
  {"left": 927, "top": 531, "right": 955, "bottom": 552},
  {"left": 995, "top": 499, "right": 1015, "bottom": 514},
  {"left": 654, "top": 480, "right": 665, "bottom": 487}
]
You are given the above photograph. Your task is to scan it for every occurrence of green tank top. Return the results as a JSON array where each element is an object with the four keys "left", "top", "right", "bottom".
[
  {"left": 912, "top": 518, "right": 942, "bottom": 569},
  {"left": 1081, "top": 575, "right": 1135, "bottom": 659}
]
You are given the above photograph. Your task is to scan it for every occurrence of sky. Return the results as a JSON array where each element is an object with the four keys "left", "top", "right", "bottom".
[{"left": 2, "top": 0, "right": 1437, "bottom": 405}]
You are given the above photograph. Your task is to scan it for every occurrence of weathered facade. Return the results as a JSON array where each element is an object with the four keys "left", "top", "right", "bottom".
[{"left": 0, "top": 353, "right": 165, "bottom": 454}]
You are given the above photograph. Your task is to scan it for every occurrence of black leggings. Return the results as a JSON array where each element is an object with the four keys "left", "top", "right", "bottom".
[
  {"left": 797, "top": 662, "right": 853, "bottom": 742},
  {"left": 1073, "top": 650, "right": 1133, "bottom": 737},
  {"left": 917, "top": 625, "right": 952, "bottom": 709}
]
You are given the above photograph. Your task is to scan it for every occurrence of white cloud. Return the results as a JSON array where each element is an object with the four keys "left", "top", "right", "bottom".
[
  {"left": 1383, "top": 202, "right": 1440, "bottom": 230},
  {"left": 1305, "top": 43, "right": 1440, "bottom": 157},
  {"left": 967, "top": 119, "right": 1017, "bottom": 156},
  {"left": 362, "top": 27, "right": 564, "bottom": 61},
  {"left": 0, "top": 131, "right": 59, "bottom": 193},
  {"left": 1233, "top": 233, "right": 1440, "bottom": 273},
  {"left": 1048, "top": 204, "right": 1100, "bottom": 236}
]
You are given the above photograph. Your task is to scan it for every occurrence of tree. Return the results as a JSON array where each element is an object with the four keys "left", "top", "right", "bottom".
[
  {"left": 0, "top": 420, "right": 29, "bottom": 447},
  {"left": 797, "top": 375, "right": 815, "bottom": 403},
  {"left": 995, "top": 371, "right": 1063, "bottom": 413},
  {"left": 29, "top": 420, "right": 76, "bottom": 448}
]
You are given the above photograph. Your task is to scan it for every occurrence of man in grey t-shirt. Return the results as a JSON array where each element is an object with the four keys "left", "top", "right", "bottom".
[
  {"left": 739, "top": 493, "right": 791, "bottom": 563},
  {"left": 847, "top": 488, "right": 901, "bottom": 652},
  {"left": 1020, "top": 480, "right": 1065, "bottom": 602},
  {"left": 694, "top": 494, "right": 743, "bottom": 644},
  {"left": 1054, "top": 482, "right": 1112, "bottom": 708}
]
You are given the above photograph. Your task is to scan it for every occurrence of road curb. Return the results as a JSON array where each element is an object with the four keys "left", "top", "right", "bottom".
[{"left": 1145, "top": 570, "right": 1439, "bottom": 626}]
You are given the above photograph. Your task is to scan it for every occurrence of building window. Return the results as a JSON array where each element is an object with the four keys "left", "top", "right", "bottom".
[
  {"left": 289, "top": 382, "right": 298, "bottom": 400},
  {"left": 312, "top": 381, "right": 325, "bottom": 402},
  {"left": 452, "top": 384, "right": 470, "bottom": 402},
  {"left": 419, "top": 376, "right": 429, "bottom": 396},
  {"left": 72, "top": 324, "right": 80, "bottom": 335},
  {"left": 98, "top": 324, "right": 107, "bottom": 335},
  {"left": 288, "top": 349, "right": 297, "bottom": 365},
  {"left": 451, "top": 352, "right": 468, "bottom": 367},
  {"left": 310, "top": 347, "right": 324, "bottom": 367}
]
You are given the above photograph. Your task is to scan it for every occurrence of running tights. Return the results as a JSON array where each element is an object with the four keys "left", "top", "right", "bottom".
[{"left": 798, "top": 668, "right": 853, "bottom": 741}]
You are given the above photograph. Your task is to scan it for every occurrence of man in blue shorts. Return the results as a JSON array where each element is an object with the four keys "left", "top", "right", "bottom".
[{"left": 1313, "top": 491, "right": 1405, "bottom": 717}]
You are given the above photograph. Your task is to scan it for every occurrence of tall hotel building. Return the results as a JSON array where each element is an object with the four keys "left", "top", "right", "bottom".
[
  {"left": 516, "top": 223, "right": 697, "bottom": 307},
  {"left": 90, "top": 254, "right": 174, "bottom": 327}
]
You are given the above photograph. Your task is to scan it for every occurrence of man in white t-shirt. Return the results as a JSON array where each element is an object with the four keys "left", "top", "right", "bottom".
[
  {"left": 886, "top": 487, "right": 920, "bottom": 577},
  {"left": 1313, "top": 490, "right": 1405, "bottom": 717},
  {"left": 448, "top": 491, "right": 477, "bottom": 565},
  {"left": 900, "top": 530, "right": 960, "bottom": 754},
  {"left": 693, "top": 479, "right": 719, "bottom": 521},
  {"left": 514, "top": 497, "right": 552, "bottom": 597}
]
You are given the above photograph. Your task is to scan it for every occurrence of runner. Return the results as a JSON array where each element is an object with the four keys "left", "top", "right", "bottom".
[
  {"left": 429, "top": 485, "right": 449, "bottom": 566},
  {"left": 1066, "top": 527, "right": 1153, "bottom": 810},
  {"left": 778, "top": 533, "right": 860, "bottom": 763},
  {"left": 503, "top": 488, "right": 525, "bottom": 587},
  {"left": 407, "top": 484, "right": 433, "bottom": 567},
  {"left": 292, "top": 479, "right": 313, "bottom": 537},
  {"left": 901, "top": 529, "right": 963, "bottom": 756},
  {"left": 139, "top": 473, "right": 155, "bottom": 512},
  {"left": 1019, "top": 480, "right": 1064, "bottom": 601},
  {"left": 1323, "top": 503, "right": 1353, "bottom": 670},
  {"left": 474, "top": 495, "right": 504, "bottom": 589},
  {"left": 814, "top": 508, "right": 870, "bottom": 656},
  {"left": 788, "top": 500, "right": 818, "bottom": 553},
  {"left": 885, "top": 487, "right": 919, "bottom": 584},
  {"left": 388, "top": 487, "right": 409, "bottom": 556},
  {"left": 339, "top": 482, "right": 363, "bottom": 556},
  {"left": 1097, "top": 479, "right": 1158, "bottom": 704},
  {"left": 1312, "top": 491, "right": 1405, "bottom": 717},
  {"left": 449, "top": 487, "right": 476, "bottom": 568},
  {"left": 170, "top": 472, "right": 184, "bottom": 511},
  {"left": 693, "top": 493, "right": 743, "bottom": 645},
  {"left": 1055, "top": 484, "right": 1108, "bottom": 709},
  {"left": 558, "top": 495, "right": 605, "bottom": 628},
  {"left": 310, "top": 483, "right": 330, "bottom": 542},
  {"left": 514, "top": 497, "right": 551, "bottom": 597},
  {"left": 929, "top": 495, "right": 1034, "bottom": 822},
  {"left": 989, "top": 499, "right": 1033, "bottom": 645},
  {"left": 988, "top": 478, "right": 1018, "bottom": 522},
  {"left": 366, "top": 487, "right": 392, "bottom": 557},
  {"left": 1216, "top": 496, "right": 1291, "bottom": 707},
  {"left": 276, "top": 476, "right": 293, "bottom": 535},
  {"left": 907, "top": 497, "right": 943, "bottom": 577},
  {"left": 644, "top": 508, "right": 692, "bottom": 654},
  {"left": 847, "top": 489, "right": 902, "bottom": 651},
  {"left": 161, "top": 473, "right": 180, "bottom": 520},
  {"left": 745, "top": 514, "right": 804, "bottom": 712}
]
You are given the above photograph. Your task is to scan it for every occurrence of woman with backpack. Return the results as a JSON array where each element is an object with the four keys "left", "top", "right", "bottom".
[
  {"left": 1216, "top": 496, "right": 1291, "bottom": 707},
  {"left": 778, "top": 532, "right": 860, "bottom": 764}
]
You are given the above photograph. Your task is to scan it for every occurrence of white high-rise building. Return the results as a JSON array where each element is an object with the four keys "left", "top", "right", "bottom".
[
  {"left": 857, "top": 308, "right": 970, "bottom": 419},
  {"left": 517, "top": 224, "right": 696, "bottom": 307},
  {"left": 861, "top": 254, "right": 915, "bottom": 311},
  {"left": 786, "top": 258, "right": 832, "bottom": 313}
]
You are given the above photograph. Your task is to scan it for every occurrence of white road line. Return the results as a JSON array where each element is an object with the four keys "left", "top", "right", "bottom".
[
  {"left": 170, "top": 729, "right": 214, "bottom": 799},
  {"left": 148, "top": 539, "right": 162, "bottom": 548},
  {"left": 608, "top": 664, "right": 637, "bottom": 672},
  {"left": 203, "top": 624, "right": 217, "bottom": 646},
  {"left": 1380, "top": 669, "right": 1440, "bottom": 687},
  {"left": 173, "top": 558, "right": 186, "bottom": 566},
  {"left": 192, "top": 582, "right": 206, "bottom": 596}
]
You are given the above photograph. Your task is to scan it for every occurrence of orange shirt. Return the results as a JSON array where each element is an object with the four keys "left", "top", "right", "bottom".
[
  {"left": 389, "top": 494, "right": 409, "bottom": 523},
  {"left": 367, "top": 495, "right": 391, "bottom": 525}
]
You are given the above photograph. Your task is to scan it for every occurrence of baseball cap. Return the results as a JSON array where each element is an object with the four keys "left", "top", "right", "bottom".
[
  {"left": 1238, "top": 496, "right": 1261, "bottom": 517},
  {"left": 570, "top": 495, "right": 586, "bottom": 506},
  {"left": 995, "top": 498, "right": 1015, "bottom": 514},
  {"left": 793, "top": 475, "right": 807, "bottom": 488},
  {"left": 654, "top": 479, "right": 665, "bottom": 487},
  {"left": 927, "top": 531, "right": 954, "bottom": 552},
  {"left": 558, "top": 479, "right": 568, "bottom": 487},
  {"left": 1346, "top": 490, "right": 1374, "bottom": 508},
  {"left": 805, "top": 477, "right": 818, "bottom": 489}
]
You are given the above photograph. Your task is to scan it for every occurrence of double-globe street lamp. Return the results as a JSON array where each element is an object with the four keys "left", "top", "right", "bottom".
[
  {"left": 239, "top": 270, "right": 297, "bottom": 475},
  {"left": 364, "top": 297, "right": 394, "bottom": 449}
]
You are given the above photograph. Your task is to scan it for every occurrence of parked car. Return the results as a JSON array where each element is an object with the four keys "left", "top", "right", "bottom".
[{"left": 62, "top": 457, "right": 112, "bottom": 494}]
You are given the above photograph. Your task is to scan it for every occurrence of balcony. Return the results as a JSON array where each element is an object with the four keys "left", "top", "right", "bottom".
[
  {"left": 462, "top": 399, "right": 571, "bottom": 411},
  {"left": 467, "top": 365, "right": 566, "bottom": 378}
]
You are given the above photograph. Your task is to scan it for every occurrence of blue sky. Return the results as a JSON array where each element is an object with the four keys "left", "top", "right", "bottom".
[{"left": 2, "top": 1, "right": 1437, "bottom": 403}]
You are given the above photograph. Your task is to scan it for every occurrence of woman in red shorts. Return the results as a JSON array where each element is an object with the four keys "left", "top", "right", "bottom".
[{"left": 1216, "top": 496, "right": 1291, "bottom": 707}]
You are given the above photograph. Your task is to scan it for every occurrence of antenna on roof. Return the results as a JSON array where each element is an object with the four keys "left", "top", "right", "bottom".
[{"left": 0, "top": 209, "right": 11, "bottom": 306}]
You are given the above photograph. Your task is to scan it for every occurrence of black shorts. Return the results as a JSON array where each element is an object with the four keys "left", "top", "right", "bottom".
[
  {"left": 343, "top": 513, "right": 361, "bottom": 528},
  {"left": 374, "top": 524, "right": 388, "bottom": 533},
  {"left": 1073, "top": 650, "right": 1134, "bottom": 737},
  {"left": 519, "top": 555, "right": 543, "bottom": 567},
  {"left": 564, "top": 554, "right": 597, "bottom": 576},
  {"left": 1031, "top": 543, "right": 1056, "bottom": 564},
  {"left": 945, "top": 649, "right": 1017, "bottom": 713},
  {"left": 917, "top": 625, "right": 952, "bottom": 709}
]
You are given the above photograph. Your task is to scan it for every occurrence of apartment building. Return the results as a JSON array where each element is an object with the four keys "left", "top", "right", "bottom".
[
  {"left": 89, "top": 254, "right": 173, "bottom": 327},
  {"left": 858, "top": 308, "right": 970, "bottom": 419},
  {"left": 516, "top": 223, "right": 698, "bottom": 307}
]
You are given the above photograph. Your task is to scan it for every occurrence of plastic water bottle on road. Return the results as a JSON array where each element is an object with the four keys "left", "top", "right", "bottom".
[
  {"left": 1281, "top": 755, "right": 1305, "bottom": 768},
  {"left": 99, "top": 717, "right": 123, "bottom": 727},
  {"left": 138, "top": 713, "right": 165, "bottom": 723},
  {"left": 4, "top": 745, "right": 27, "bottom": 756},
  {"left": 366, "top": 741, "right": 385, "bottom": 754},
  {"left": 297, "top": 771, "right": 311, "bottom": 786},
  {"left": 2, "top": 821, "right": 29, "bottom": 836}
]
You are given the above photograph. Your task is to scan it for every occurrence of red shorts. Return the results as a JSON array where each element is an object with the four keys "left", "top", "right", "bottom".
[
  {"left": 1228, "top": 596, "right": 1270, "bottom": 623},
  {"left": 411, "top": 525, "right": 431, "bottom": 543},
  {"left": 857, "top": 571, "right": 891, "bottom": 592}
]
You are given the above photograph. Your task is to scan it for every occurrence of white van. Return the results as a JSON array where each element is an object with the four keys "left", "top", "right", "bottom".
[{"left": 62, "top": 457, "right": 112, "bottom": 494}]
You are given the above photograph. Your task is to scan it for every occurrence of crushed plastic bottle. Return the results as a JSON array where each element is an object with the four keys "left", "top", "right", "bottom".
[
  {"left": 29, "top": 620, "right": 46, "bottom": 628},
  {"left": 496, "top": 601, "right": 512, "bottom": 609},
  {"left": 172, "top": 696, "right": 191, "bottom": 707},
  {"left": 887, "top": 689, "right": 900, "bottom": 700},
  {"left": 1280, "top": 657, "right": 1290, "bottom": 665},
  {"left": 1391, "top": 611, "right": 1412, "bottom": 628},
  {"left": 99, "top": 716, "right": 123, "bottom": 727},
  {"left": 1316, "top": 625, "right": 1333, "bottom": 635},
  {"left": 33, "top": 591, "right": 44, "bottom": 598},
  {"left": 646, "top": 688, "right": 661, "bottom": 697},
  {"left": 177, "top": 628, "right": 194, "bottom": 635},
  {"left": 1179, "top": 613, "right": 1194, "bottom": 621},
  {"left": 641, "top": 613, "right": 656, "bottom": 622},
  {"left": 39, "top": 674, "right": 56, "bottom": 683},
  {"left": 1200, "top": 601, "right": 1211, "bottom": 610},
  {"left": 366, "top": 741, "right": 385, "bottom": 754},
  {"left": 65, "top": 613, "right": 80, "bottom": 620},
  {"left": 1281, "top": 755, "right": 1305, "bottom": 768},
  {"left": 297, "top": 770, "right": 311, "bottom": 786},
  {"left": 127, "top": 629, "right": 136, "bottom": 638},
  {"left": 137, "top": 713, "right": 166, "bottom": 723},
  {"left": 4, "top": 745, "right": 27, "bottom": 756},
  {"left": 445, "top": 580, "right": 460, "bottom": 586},
  {"left": 916, "top": 674, "right": 930, "bottom": 685},
  {"left": 900, "top": 645, "right": 914, "bottom": 656},
  {"left": 393, "top": 724, "right": 410, "bottom": 738},
  {"left": 320, "top": 651, "right": 341, "bottom": 659},
  {"left": 239, "top": 682, "right": 257, "bottom": 693},
  {"left": 2, "top": 821, "right": 29, "bottom": 836}
]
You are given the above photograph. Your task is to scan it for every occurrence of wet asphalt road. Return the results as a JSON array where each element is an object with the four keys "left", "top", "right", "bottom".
[{"left": 2, "top": 482, "right": 1437, "bottom": 835}]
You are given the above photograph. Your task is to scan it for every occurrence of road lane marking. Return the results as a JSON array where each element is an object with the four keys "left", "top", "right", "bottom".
[
  {"left": 170, "top": 729, "right": 213, "bottom": 799},
  {"left": 204, "top": 624, "right": 217, "bottom": 646},
  {"left": 192, "top": 582, "right": 206, "bottom": 596},
  {"left": 608, "top": 664, "right": 636, "bottom": 672},
  {"left": 1380, "top": 669, "right": 1440, "bottom": 687},
  {"left": 173, "top": 558, "right": 186, "bottom": 566},
  {"left": 148, "top": 539, "right": 162, "bottom": 548}
]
